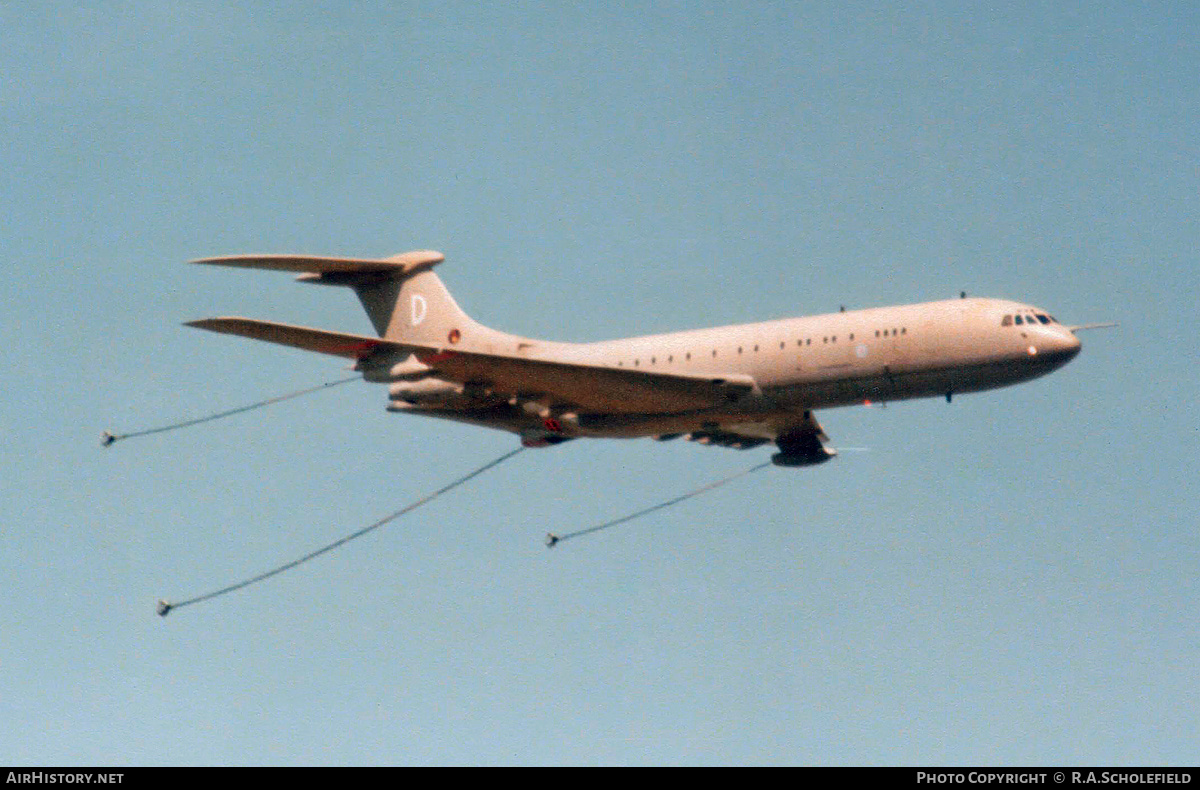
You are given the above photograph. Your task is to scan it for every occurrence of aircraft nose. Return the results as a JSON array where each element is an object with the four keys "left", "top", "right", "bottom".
[
  {"left": 1062, "top": 329, "right": 1082, "bottom": 357},
  {"left": 1041, "top": 328, "right": 1082, "bottom": 366}
]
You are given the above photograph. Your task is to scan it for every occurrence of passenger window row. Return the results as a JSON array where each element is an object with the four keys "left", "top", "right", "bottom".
[{"left": 612, "top": 327, "right": 908, "bottom": 368}]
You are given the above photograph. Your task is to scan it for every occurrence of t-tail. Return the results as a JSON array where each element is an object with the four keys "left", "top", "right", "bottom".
[{"left": 189, "top": 250, "right": 517, "bottom": 351}]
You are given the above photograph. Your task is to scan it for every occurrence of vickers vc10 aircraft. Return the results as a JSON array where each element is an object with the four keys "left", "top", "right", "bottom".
[{"left": 187, "top": 250, "right": 1103, "bottom": 467}]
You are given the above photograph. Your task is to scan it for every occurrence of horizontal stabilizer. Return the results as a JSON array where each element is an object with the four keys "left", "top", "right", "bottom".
[
  {"left": 190, "top": 250, "right": 444, "bottom": 280},
  {"left": 185, "top": 317, "right": 407, "bottom": 359}
]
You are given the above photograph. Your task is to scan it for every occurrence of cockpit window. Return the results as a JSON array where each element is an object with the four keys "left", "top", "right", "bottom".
[
  {"left": 1014, "top": 315, "right": 1024, "bottom": 325},
  {"left": 1036, "top": 314, "right": 1050, "bottom": 324},
  {"left": 1002, "top": 315, "right": 1013, "bottom": 327}
]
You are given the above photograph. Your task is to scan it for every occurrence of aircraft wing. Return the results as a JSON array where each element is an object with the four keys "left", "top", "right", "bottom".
[
  {"left": 185, "top": 318, "right": 397, "bottom": 358},
  {"left": 186, "top": 317, "right": 759, "bottom": 414},
  {"left": 414, "top": 344, "right": 756, "bottom": 413}
]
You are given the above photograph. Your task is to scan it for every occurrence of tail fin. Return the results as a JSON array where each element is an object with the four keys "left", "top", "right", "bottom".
[
  {"left": 192, "top": 250, "right": 490, "bottom": 348},
  {"left": 353, "top": 264, "right": 477, "bottom": 346}
]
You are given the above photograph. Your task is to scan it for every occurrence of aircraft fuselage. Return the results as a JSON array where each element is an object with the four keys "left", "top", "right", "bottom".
[
  {"left": 394, "top": 296, "right": 1082, "bottom": 442},
  {"left": 186, "top": 253, "right": 1094, "bottom": 457},
  {"left": 580, "top": 297, "right": 1078, "bottom": 406}
]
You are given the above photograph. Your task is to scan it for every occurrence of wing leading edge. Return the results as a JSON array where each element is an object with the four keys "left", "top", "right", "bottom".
[{"left": 186, "top": 316, "right": 760, "bottom": 415}]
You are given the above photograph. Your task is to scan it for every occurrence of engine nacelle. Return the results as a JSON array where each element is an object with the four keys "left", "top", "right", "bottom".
[{"left": 388, "top": 378, "right": 463, "bottom": 404}]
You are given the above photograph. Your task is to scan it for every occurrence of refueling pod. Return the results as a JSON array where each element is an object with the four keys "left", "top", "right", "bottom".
[
  {"left": 388, "top": 378, "right": 463, "bottom": 404},
  {"left": 359, "top": 355, "right": 433, "bottom": 383}
]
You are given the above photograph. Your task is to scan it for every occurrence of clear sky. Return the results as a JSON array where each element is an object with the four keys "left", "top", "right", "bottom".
[{"left": 2, "top": 1, "right": 1197, "bottom": 766}]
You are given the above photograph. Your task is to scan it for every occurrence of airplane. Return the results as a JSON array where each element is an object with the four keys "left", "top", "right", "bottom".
[{"left": 186, "top": 250, "right": 1109, "bottom": 467}]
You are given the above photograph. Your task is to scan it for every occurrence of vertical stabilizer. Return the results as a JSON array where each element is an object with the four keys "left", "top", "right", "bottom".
[{"left": 353, "top": 267, "right": 477, "bottom": 346}]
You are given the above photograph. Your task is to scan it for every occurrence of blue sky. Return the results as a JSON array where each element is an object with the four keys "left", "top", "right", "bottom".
[{"left": 2, "top": 1, "right": 1197, "bottom": 765}]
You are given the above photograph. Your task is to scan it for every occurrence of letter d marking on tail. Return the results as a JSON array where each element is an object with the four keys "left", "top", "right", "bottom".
[{"left": 410, "top": 294, "right": 427, "bottom": 326}]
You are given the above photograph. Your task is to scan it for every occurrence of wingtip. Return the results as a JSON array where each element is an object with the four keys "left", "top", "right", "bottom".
[
  {"left": 188, "top": 255, "right": 247, "bottom": 266},
  {"left": 183, "top": 316, "right": 241, "bottom": 328}
]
